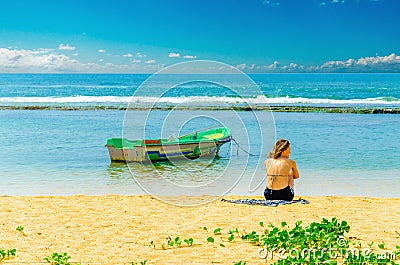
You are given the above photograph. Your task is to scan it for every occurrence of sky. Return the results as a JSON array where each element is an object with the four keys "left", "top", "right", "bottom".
[{"left": 0, "top": 0, "right": 399, "bottom": 73}]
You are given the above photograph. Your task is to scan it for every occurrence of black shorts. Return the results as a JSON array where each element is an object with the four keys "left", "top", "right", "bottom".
[{"left": 264, "top": 186, "right": 294, "bottom": 201}]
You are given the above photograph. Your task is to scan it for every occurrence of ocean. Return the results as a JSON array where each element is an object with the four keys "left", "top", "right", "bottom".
[
  {"left": 1, "top": 73, "right": 400, "bottom": 107},
  {"left": 1, "top": 73, "right": 399, "bottom": 198}
]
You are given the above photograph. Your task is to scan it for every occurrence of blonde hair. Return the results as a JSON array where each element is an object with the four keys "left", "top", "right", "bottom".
[{"left": 268, "top": 138, "right": 290, "bottom": 159}]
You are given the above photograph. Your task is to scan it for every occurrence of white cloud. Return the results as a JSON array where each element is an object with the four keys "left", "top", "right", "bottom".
[
  {"left": 236, "top": 54, "right": 400, "bottom": 73},
  {"left": 262, "top": 0, "right": 280, "bottom": 7},
  {"left": 319, "top": 0, "right": 345, "bottom": 6},
  {"left": 358, "top": 53, "right": 400, "bottom": 64},
  {"left": 0, "top": 47, "right": 81, "bottom": 72},
  {"left": 136, "top": 52, "right": 146, "bottom": 58},
  {"left": 123, "top": 53, "right": 133, "bottom": 58},
  {"left": 183, "top": 55, "right": 197, "bottom": 59},
  {"left": 315, "top": 53, "right": 400, "bottom": 72},
  {"left": 72, "top": 53, "right": 79, "bottom": 56},
  {"left": 30, "top": 48, "right": 54, "bottom": 54},
  {"left": 98, "top": 49, "right": 106, "bottom": 53},
  {"left": 0, "top": 47, "right": 160, "bottom": 73},
  {"left": 144, "top": 63, "right": 165, "bottom": 71},
  {"left": 236, "top": 62, "right": 276, "bottom": 71},
  {"left": 280, "top": 63, "right": 305, "bottom": 72},
  {"left": 236, "top": 64, "right": 246, "bottom": 71},
  {"left": 58, "top": 44, "right": 76, "bottom": 51},
  {"left": 265, "top": 61, "right": 280, "bottom": 70},
  {"left": 1, "top": 47, "right": 398, "bottom": 73},
  {"left": 168, "top": 52, "right": 180, "bottom": 58}
]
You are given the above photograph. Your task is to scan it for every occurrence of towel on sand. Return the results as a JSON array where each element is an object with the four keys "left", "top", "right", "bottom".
[{"left": 221, "top": 198, "right": 310, "bottom": 207}]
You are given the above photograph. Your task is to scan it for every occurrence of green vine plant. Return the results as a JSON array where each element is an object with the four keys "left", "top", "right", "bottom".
[
  {"left": 131, "top": 260, "right": 147, "bottom": 265},
  {"left": 0, "top": 248, "right": 16, "bottom": 263},
  {"left": 237, "top": 217, "right": 400, "bottom": 265},
  {"left": 150, "top": 236, "right": 194, "bottom": 250},
  {"left": 148, "top": 218, "right": 400, "bottom": 264},
  {"left": 16, "top": 225, "right": 26, "bottom": 236},
  {"left": 44, "top": 252, "right": 81, "bottom": 265}
]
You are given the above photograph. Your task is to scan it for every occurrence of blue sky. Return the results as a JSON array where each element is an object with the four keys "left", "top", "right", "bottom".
[{"left": 0, "top": 0, "right": 399, "bottom": 73}]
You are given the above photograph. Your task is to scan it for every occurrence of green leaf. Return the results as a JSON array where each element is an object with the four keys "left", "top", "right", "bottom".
[
  {"left": 203, "top": 226, "right": 207, "bottom": 231},
  {"left": 281, "top": 221, "right": 287, "bottom": 227},
  {"left": 184, "top": 238, "right": 194, "bottom": 246},
  {"left": 378, "top": 243, "right": 385, "bottom": 249},
  {"left": 228, "top": 228, "right": 238, "bottom": 234},
  {"left": 213, "top": 228, "right": 221, "bottom": 235},
  {"left": 220, "top": 243, "right": 225, "bottom": 247},
  {"left": 44, "top": 252, "right": 71, "bottom": 264},
  {"left": 259, "top": 221, "right": 264, "bottom": 227},
  {"left": 8, "top": 249, "right": 16, "bottom": 257},
  {"left": 228, "top": 234, "right": 235, "bottom": 241},
  {"left": 207, "top": 237, "right": 215, "bottom": 243}
]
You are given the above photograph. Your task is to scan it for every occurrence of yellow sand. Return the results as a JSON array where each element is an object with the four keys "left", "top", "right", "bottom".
[{"left": 1, "top": 195, "right": 399, "bottom": 264}]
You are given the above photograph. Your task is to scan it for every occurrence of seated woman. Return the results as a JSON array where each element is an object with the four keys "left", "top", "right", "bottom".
[{"left": 264, "top": 138, "right": 299, "bottom": 201}]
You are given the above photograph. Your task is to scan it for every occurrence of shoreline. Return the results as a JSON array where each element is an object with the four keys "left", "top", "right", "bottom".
[
  {"left": 1, "top": 104, "right": 400, "bottom": 114},
  {"left": 2, "top": 195, "right": 399, "bottom": 264}
]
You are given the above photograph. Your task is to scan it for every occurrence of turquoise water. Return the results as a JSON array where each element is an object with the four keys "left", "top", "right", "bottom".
[
  {"left": 1, "top": 110, "right": 399, "bottom": 197},
  {"left": 0, "top": 74, "right": 399, "bottom": 197},
  {"left": 1, "top": 73, "right": 400, "bottom": 106}
]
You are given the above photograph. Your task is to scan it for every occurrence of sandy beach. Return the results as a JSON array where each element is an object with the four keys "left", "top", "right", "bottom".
[{"left": 1, "top": 195, "right": 399, "bottom": 264}]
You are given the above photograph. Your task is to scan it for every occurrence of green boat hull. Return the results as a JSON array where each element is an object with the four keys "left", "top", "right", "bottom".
[{"left": 106, "top": 127, "right": 231, "bottom": 162}]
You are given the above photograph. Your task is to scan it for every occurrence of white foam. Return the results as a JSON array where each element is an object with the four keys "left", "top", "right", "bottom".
[
  {"left": 0, "top": 96, "right": 130, "bottom": 103},
  {"left": 0, "top": 95, "right": 399, "bottom": 105}
]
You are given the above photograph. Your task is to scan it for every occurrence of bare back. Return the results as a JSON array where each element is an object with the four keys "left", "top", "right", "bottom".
[{"left": 265, "top": 158, "right": 298, "bottom": 190}]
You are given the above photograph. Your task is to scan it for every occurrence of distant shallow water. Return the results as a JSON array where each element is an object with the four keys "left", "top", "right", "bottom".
[{"left": 1, "top": 110, "right": 399, "bottom": 197}]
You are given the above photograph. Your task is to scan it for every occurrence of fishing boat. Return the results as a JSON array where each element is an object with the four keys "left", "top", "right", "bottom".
[{"left": 106, "top": 127, "right": 232, "bottom": 162}]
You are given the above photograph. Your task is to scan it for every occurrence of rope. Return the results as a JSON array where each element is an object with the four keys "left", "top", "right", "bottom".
[{"left": 231, "top": 138, "right": 258, "bottom": 156}]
